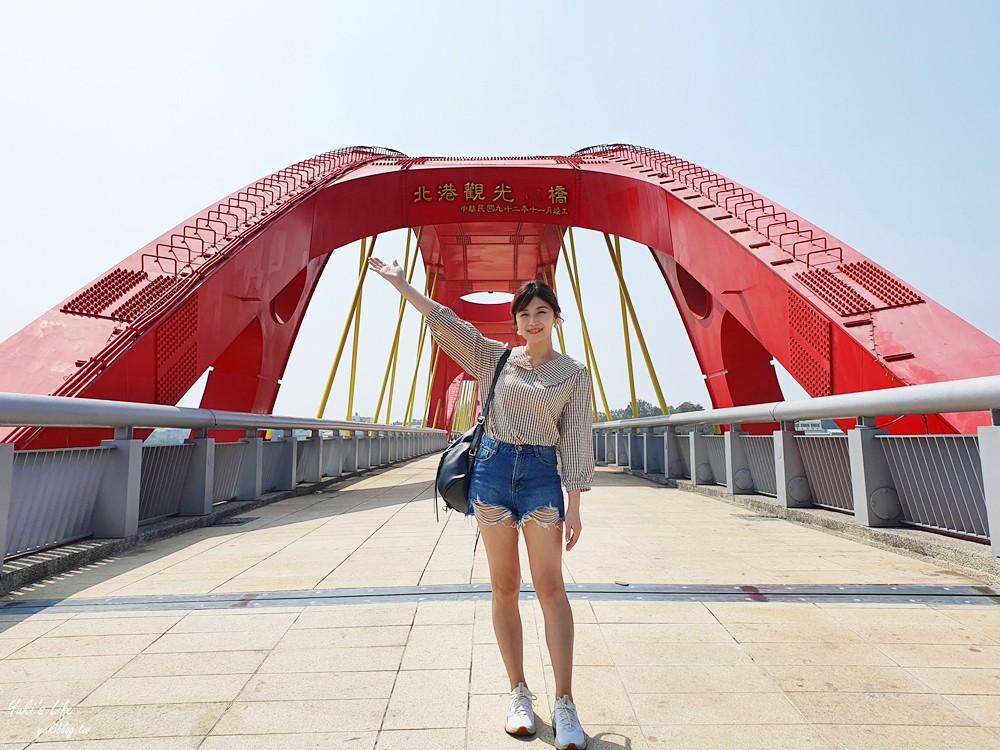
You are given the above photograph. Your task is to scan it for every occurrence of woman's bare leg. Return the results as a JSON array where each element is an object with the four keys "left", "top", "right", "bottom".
[
  {"left": 521, "top": 517, "right": 574, "bottom": 700},
  {"left": 476, "top": 510, "right": 528, "bottom": 690}
]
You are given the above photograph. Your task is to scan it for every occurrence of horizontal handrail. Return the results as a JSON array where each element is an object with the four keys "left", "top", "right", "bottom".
[
  {"left": 0, "top": 392, "right": 445, "bottom": 434},
  {"left": 592, "top": 374, "right": 1000, "bottom": 430}
]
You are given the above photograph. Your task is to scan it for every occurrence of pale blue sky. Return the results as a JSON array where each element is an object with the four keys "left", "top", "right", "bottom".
[{"left": 1, "top": 1, "right": 997, "bottom": 420}]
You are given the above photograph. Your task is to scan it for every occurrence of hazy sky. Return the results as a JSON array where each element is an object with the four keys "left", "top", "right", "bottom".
[{"left": 1, "top": 1, "right": 997, "bottom": 422}]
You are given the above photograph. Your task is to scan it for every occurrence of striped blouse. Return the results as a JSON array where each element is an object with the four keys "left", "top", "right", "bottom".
[{"left": 426, "top": 302, "right": 595, "bottom": 493}]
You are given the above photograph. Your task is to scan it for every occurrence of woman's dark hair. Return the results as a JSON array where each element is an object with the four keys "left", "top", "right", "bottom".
[{"left": 511, "top": 280, "right": 563, "bottom": 323}]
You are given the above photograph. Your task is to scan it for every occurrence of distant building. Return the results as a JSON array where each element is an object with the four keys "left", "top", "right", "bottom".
[{"left": 795, "top": 419, "right": 844, "bottom": 435}]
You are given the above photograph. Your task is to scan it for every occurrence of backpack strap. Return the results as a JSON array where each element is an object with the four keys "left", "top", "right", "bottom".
[
  {"left": 433, "top": 348, "right": 511, "bottom": 523},
  {"left": 476, "top": 348, "right": 512, "bottom": 441}
]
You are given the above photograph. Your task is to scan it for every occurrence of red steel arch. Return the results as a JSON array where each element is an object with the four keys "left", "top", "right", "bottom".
[{"left": 3, "top": 144, "right": 999, "bottom": 448}]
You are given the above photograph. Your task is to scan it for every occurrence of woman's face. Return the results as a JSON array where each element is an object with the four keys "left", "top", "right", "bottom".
[{"left": 515, "top": 296, "right": 558, "bottom": 343}]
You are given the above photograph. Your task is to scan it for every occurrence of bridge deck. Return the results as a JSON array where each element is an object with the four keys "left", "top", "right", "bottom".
[{"left": 1, "top": 458, "right": 999, "bottom": 748}]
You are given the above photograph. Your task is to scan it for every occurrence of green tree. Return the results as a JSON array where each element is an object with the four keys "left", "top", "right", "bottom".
[{"left": 597, "top": 399, "right": 712, "bottom": 434}]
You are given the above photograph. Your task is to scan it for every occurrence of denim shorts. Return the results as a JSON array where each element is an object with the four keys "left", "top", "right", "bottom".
[{"left": 467, "top": 433, "right": 565, "bottom": 528}]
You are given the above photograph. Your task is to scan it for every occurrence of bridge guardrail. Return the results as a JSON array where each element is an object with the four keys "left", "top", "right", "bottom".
[
  {"left": 0, "top": 393, "right": 448, "bottom": 562},
  {"left": 591, "top": 374, "right": 1000, "bottom": 556}
]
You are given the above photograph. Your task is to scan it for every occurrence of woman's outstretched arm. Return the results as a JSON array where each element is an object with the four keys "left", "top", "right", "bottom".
[
  {"left": 368, "top": 256, "right": 506, "bottom": 381},
  {"left": 368, "top": 257, "right": 437, "bottom": 316}
]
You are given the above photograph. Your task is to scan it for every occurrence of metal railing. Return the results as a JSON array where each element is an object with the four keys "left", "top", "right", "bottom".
[
  {"left": 0, "top": 392, "right": 447, "bottom": 561},
  {"left": 592, "top": 374, "right": 1000, "bottom": 555}
]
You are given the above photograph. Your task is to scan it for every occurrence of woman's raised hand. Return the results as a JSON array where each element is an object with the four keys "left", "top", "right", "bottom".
[{"left": 368, "top": 257, "right": 406, "bottom": 286}]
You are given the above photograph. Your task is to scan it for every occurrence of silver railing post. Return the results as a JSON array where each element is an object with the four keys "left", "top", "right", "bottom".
[
  {"left": 617, "top": 429, "right": 629, "bottom": 466},
  {"left": 774, "top": 421, "right": 813, "bottom": 508},
  {"left": 643, "top": 427, "right": 664, "bottom": 476},
  {"left": 977, "top": 419, "right": 1000, "bottom": 556},
  {"left": 179, "top": 432, "right": 214, "bottom": 516},
  {"left": 629, "top": 428, "right": 644, "bottom": 471},
  {"left": 358, "top": 431, "right": 371, "bottom": 470},
  {"left": 342, "top": 431, "right": 358, "bottom": 473},
  {"left": 96, "top": 433, "right": 142, "bottom": 537},
  {"left": 324, "top": 430, "right": 344, "bottom": 478},
  {"left": 690, "top": 430, "right": 712, "bottom": 485},
  {"left": 724, "top": 424, "right": 755, "bottom": 495},
  {"left": 299, "top": 430, "right": 324, "bottom": 484},
  {"left": 381, "top": 431, "right": 390, "bottom": 465},
  {"left": 275, "top": 435, "right": 297, "bottom": 491},
  {"left": 0, "top": 443, "right": 13, "bottom": 560},
  {"left": 664, "top": 427, "right": 684, "bottom": 478},
  {"left": 848, "top": 416, "right": 901, "bottom": 527},
  {"left": 237, "top": 431, "right": 263, "bottom": 501}
]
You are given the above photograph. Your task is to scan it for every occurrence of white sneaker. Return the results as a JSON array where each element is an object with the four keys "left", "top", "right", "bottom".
[
  {"left": 505, "top": 682, "right": 536, "bottom": 736},
  {"left": 552, "top": 694, "right": 587, "bottom": 750}
]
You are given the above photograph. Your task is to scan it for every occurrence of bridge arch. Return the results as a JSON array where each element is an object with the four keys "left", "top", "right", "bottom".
[{"left": 2, "top": 144, "right": 997, "bottom": 448}]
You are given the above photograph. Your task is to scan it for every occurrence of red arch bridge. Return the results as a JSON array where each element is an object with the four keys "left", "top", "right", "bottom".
[{"left": 1, "top": 144, "right": 999, "bottom": 564}]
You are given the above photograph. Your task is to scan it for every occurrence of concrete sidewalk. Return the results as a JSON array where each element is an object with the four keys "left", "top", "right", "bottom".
[{"left": 1, "top": 456, "right": 998, "bottom": 749}]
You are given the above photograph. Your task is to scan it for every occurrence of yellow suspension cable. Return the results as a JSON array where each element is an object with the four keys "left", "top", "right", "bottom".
[
  {"left": 451, "top": 382, "right": 464, "bottom": 433},
  {"left": 468, "top": 378, "right": 480, "bottom": 431},
  {"left": 386, "top": 228, "right": 423, "bottom": 424},
  {"left": 561, "top": 227, "right": 612, "bottom": 421},
  {"left": 613, "top": 234, "right": 638, "bottom": 418},
  {"left": 404, "top": 268, "right": 439, "bottom": 425},
  {"left": 455, "top": 385, "right": 465, "bottom": 433},
  {"left": 458, "top": 380, "right": 474, "bottom": 432},
  {"left": 386, "top": 338, "right": 401, "bottom": 424},
  {"left": 567, "top": 228, "right": 612, "bottom": 420},
  {"left": 603, "top": 232, "right": 668, "bottom": 415},
  {"left": 549, "top": 260, "right": 597, "bottom": 417},
  {"left": 422, "top": 343, "right": 441, "bottom": 428},
  {"left": 345, "top": 240, "right": 369, "bottom": 423},
  {"left": 543, "top": 265, "right": 567, "bottom": 355},
  {"left": 317, "top": 234, "right": 378, "bottom": 419},
  {"left": 560, "top": 236, "right": 600, "bottom": 422},
  {"left": 432, "top": 400, "right": 442, "bottom": 433},
  {"left": 374, "top": 229, "right": 420, "bottom": 423}
]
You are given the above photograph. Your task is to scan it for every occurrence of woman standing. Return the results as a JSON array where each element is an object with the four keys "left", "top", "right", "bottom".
[{"left": 369, "top": 256, "right": 593, "bottom": 750}]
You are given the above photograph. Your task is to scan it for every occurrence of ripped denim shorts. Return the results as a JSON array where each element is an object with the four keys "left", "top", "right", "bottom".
[{"left": 467, "top": 432, "right": 565, "bottom": 529}]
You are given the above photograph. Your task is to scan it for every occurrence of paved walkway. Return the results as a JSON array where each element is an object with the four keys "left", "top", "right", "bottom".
[{"left": 1, "top": 456, "right": 999, "bottom": 749}]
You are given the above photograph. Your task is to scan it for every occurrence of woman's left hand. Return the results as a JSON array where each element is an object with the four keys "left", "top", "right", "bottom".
[{"left": 564, "top": 505, "right": 582, "bottom": 552}]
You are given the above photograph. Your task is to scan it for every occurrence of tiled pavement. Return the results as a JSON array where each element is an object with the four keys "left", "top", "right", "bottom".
[{"left": 1, "top": 457, "right": 999, "bottom": 749}]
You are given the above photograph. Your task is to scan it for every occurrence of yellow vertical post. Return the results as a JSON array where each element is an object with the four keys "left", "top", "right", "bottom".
[
  {"left": 404, "top": 269, "right": 439, "bottom": 425},
  {"left": 561, "top": 228, "right": 612, "bottom": 421},
  {"left": 317, "top": 234, "right": 378, "bottom": 419},
  {"left": 603, "top": 233, "right": 668, "bottom": 415}
]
